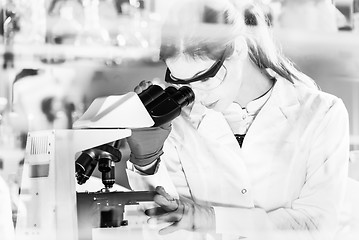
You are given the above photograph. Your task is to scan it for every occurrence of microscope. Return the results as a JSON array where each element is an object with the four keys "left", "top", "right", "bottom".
[{"left": 15, "top": 85, "right": 194, "bottom": 240}]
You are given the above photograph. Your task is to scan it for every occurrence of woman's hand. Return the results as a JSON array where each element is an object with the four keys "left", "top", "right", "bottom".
[
  {"left": 127, "top": 124, "right": 171, "bottom": 170},
  {"left": 145, "top": 186, "right": 216, "bottom": 235},
  {"left": 127, "top": 80, "right": 171, "bottom": 174}
]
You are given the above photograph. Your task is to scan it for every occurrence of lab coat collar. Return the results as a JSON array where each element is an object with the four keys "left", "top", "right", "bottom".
[
  {"left": 269, "top": 76, "right": 300, "bottom": 112},
  {"left": 243, "top": 77, "right": 301, "bottom": 147},
  {"left": 195, "top": 76, "right": 301, "bottom": 147}
]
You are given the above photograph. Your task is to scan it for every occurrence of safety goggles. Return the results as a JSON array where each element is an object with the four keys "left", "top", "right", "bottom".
[{"left": 165, "top": 50, "right": 228, "bottom": 90}]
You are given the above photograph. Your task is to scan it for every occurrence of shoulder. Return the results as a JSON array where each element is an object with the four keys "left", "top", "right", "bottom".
[
  {"left": 276, "top": 75, "right": 347, "bottom": 115},
  {"left": 293, "top": 81, "right": 347, "bottom": 115},
  {"left": 274, "top": 76, "right": 349, "bottom": 129}
]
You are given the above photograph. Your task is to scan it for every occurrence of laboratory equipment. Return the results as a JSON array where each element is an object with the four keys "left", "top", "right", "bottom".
[{"left": 15, "top": 85, "right": 195, "bottom": 240}]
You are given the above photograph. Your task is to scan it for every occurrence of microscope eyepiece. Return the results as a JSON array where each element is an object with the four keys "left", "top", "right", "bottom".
[
  {"left": 168, "top": 86, "right": 195, "bottom": 107},
  {"left": 138, "top": 85, "right": 195, "bottom": 126},
  {"left": 138, "top": 85, "right": 164, "bottom": 107}
]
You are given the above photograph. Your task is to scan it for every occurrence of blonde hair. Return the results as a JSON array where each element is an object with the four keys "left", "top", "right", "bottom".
[{"left": 159, "top": 0, "right": 317, "bottom": 88}]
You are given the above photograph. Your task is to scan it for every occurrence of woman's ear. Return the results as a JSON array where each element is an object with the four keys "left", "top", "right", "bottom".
[{"left": 233, "top": 37, "right": 248, "bottom": 60}]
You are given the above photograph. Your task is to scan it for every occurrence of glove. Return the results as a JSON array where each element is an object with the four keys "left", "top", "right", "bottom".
[
  {"left": 127, "top": 123, "right": 171, "bottom": 167},
  {"left": 127, "top": 80, "right": 172, "bottom": 172},
  {"left": 145, "top": 186, "right": 216, "bottom": 235}
]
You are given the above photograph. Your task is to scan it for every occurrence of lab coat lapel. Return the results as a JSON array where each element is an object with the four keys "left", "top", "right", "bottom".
[
  {"left": 185, "top": 109, "right": 254, "bottom": 208},
  {"left": 196, "top": 77, "right": 301, "bottom": 146},
  {"left": 197, "top": 110, "right": 240, "bottom": 150},
  {"left": 243, "top": 78, "right": 301, "bottom": 148}
]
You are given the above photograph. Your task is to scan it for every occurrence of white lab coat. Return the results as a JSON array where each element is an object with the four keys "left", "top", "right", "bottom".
[
  {"left": 127, "top": 77, "right": 349, "bottom": 240},
  {"left": 0, "top": 176, "right": 15, "bottom": 240}
]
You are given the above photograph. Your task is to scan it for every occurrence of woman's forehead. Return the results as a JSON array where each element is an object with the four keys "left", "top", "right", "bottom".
[{"left": 166, "top": 55, "right": 216, "bottom": 79}]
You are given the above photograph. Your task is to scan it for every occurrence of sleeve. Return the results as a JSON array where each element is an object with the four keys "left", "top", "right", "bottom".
[
  {"left": 126, "top": 159, "right": 179, "bottom": 198},
  {"left": 126, "top": 133, "right": 191, "bottom": 199},
  {"left": 213, "top": 99, "right": 350, "bottom": 240}
]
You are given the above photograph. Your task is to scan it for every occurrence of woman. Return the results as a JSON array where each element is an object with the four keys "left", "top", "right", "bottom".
[{"left": 126, "top": 0, "right": 349, "bottom": 239}]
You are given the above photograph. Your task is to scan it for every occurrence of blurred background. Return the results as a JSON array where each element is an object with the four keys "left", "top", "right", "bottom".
[{"left": 0, "top": 0, "right": 358, "bottom": 236}]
